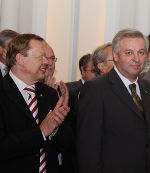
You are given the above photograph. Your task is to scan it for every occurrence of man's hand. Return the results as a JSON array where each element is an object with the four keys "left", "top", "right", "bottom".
[
  {"left": 58, "top": 81, "right": 69, "bottom": 106},
  {"left": 40, "top": 96, "right": 70, "bottom": 137},
  {"left": 44, "top": 74, "right": 58, "bottom": 90}
]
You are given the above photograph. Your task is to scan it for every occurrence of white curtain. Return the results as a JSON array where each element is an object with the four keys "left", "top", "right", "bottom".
[
  {"left": 105, "top": 0, "right": 150, "bottom": 42},
  {"left": 0, "top": 0, "right": 47, "bottom": 38}
]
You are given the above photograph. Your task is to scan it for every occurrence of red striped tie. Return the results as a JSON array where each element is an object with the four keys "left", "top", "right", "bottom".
[{"left": 24, "top": 86, "right": 46, "bottom": 173}]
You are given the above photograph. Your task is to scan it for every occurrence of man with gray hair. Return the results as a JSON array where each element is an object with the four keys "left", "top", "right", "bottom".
[
  {"left": 77, "top": 28, "right": 150, "bottom": 173},
  {"left": 0, "top": 29, "right": 19, "bottom": 78},
  {"left": 140, "top": 33, "right": 150, "bottom": 82},
  {"left": 92, "top": 42, "right": 114, "bottom": 75}
]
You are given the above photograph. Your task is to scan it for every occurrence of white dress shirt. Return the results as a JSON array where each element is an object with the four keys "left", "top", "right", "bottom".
[
  {"left": 114, "top": 66, "right": 141, "bottom": 99},
  {"left": 9, "top": 70, "right": 35, "bottom": 103},
  {"left": 9, "top": 70, "right": 56, "bottom": 140},
  {"left": 0, "top": 62, "right": 8, "bottom": 77}
]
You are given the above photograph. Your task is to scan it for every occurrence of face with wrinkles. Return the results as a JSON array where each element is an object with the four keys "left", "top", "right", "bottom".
[
  {"left": 82, "top": 61, "right": 97, "bottom": 82},
  {"left": 22, "top": 39, "right": 48, "bottom": 82},
  {"left": 44, "top": 43, "right": 55, "bottom": 77},
  {"left": 113, "top": 37, "right": 147, "bottom": 82}
]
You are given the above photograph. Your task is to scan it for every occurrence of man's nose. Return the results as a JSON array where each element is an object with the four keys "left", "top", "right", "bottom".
[
  {"left": 133, "top": 53, "right": 140, "bottom": 62},
  {"left": 48, "top": 59, "right": 54, "bottom": 65},
  {"left": 43, "top": 56, "right": 48, "bottom": 64}
]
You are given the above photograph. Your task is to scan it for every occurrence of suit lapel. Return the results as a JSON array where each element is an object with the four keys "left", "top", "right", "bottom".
[
  {"left": 108, "top": 69, "right": 144, "bottom": 120},
  {"left": 2, "top": 75, "right": 37, "bottom": 123}
]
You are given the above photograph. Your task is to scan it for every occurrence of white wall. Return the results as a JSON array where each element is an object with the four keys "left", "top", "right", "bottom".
[
  {"left": 0, "top": 0, "right": 20, "bottom": 31},
  {"left": 105, "top": 0, "right": 150, "bottom": 43},
  {"left": 46, "top": 0, "right": 106, "bottom": 82},
  {"left": 18, "top": 0, "right": 34, "bottom": 34},
  {"left": 0, "top": 0, "right": 48, "bottom": 38},
  {"left": 76, "top": 0, "right": 106, "bottom": 80},
  {"left": 46, "top": 0, "right": 72, "bottom": 83},
  {"left": 32, "top": 0, "right": 48, "bottom": 39}
]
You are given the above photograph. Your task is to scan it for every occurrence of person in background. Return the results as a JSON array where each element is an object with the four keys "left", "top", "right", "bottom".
[
  {"left": 66, "top": 53, "right": 97, "bottom": 125},
  {"left": 0, "top": 33, "right": 72, "bottom": 173},
  {"left": 43, "top": 42, "right": 58, "bottom": 89},
  {"left": 0, "top": 29, "right": 19, "bottom": 78},
  {"left": 76, "top": 28, "right": 150, "bottom": 173},
  {"left": 140, "top": 34, "right": 150, "bottom": 82},
  {"left": 92, "top": 42, "right": 114, "bottom": 76},
  {"left": 61, "top": 54, "right": 97, "bottom": 173},
  {"left": 42, "top": 42, "right": 71, "bottom": 172},
  {"left": 66, "top": 53, "right": 97, "bottom": 94}
]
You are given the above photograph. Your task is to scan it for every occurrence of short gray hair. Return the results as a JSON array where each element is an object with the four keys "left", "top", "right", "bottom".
[
  {"left": 112, "top": 28, "right": 149, "bottom": 56},
  {"left": 92, "top": 42, "right": 112, "bottom": 74},
  {"left": 0, "top": 29, "right": 18, "bottom": 48}
]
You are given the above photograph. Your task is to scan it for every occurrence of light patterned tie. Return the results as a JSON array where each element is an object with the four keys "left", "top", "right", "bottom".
[
  {"left": 24, "top": 86, "right": 46, "bottom": 173},
  {"left": 129, "top": 83, "right": 143, "bottom": 112}
]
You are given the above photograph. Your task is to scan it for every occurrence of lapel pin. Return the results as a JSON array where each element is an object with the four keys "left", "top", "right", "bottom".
[
  {"left": 40, "top": 93, "right": 43, "bottom": 97},
  {"left": 144, "top": 90, "right": 148, "bottom": 94}
]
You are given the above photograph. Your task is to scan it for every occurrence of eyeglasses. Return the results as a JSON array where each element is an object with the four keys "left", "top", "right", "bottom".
[
  {"left": 26, "top": 55, "right": 58, "bottom": 62},
  {"left": 45, "top": 56, "right": 57, "bottom": 62},
  {"left": 105, "top": 59, "right": 114, "bottom": 62}
]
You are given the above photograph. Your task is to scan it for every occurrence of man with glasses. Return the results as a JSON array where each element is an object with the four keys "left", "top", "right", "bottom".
[
  {"left": 0, "top": 33, "right": 72, "bottom": 173},
  {"left": 92, "top": 42, "right": 114, "bottom": 75},
  {"left": 43, "top": 42, "right": 58, "bottom": 89}
]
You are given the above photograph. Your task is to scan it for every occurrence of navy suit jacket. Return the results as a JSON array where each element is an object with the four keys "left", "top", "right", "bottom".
[
  {"left": 0, "top": 74, "right": 73, "bottom": 173},
  {"left": 77, "top": 68, "right": 150, "bottom": 173},
  {"left": 66, "top": 79, "right": 83, "bottom": 98}
]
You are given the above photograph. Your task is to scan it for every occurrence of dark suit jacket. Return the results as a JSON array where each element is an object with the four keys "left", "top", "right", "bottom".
[
  {"left": 0, "top": 69, "right": 3, "bottom": 79},
  {"left": 77, "top": 68, "right": 150, "bottom": 173},
  {"left": 66, "top": 79, "right": 83, "bottom": 91},
  {"left": 60, "top": 80, "right": 83, "bottom": 173},
  {"left": 66, "top": 79, "right": 83, "bottom": 126},
  {"left": 0, "top": 74, "right": 73, "bottom": 173},
  {"left": 66, "top": 79, "right": 83, "bottom": 101}
]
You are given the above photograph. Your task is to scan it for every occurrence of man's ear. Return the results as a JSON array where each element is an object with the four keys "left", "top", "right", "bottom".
[
  {"left": 112, "top": 51, "right": 118, "bottom": 62},
  {"left": 16, "top": 53, "right": 24, "bottom": 66},
  {"left": 97, "top": 62, "right": 105, "bottom": 74},
  {"left": 81, "top": 66, "right": 86, "bottom": 77}
]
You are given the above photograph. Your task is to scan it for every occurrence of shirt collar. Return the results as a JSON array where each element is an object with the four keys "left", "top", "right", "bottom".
[
  {"left": 9, "top": 70, "right": 35, "bottom": 92},
  {"left": 81, "top": 78, "right": 85, "bottom": 84},
  {"left": 0, "top": 62, "right": 8, "bottom": 76},
  {"left": 0, "top": 61, "right": 6, "bottom": 69},
  {"left": 114, "top": 66, "right": 138, "bottom": 87}
]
